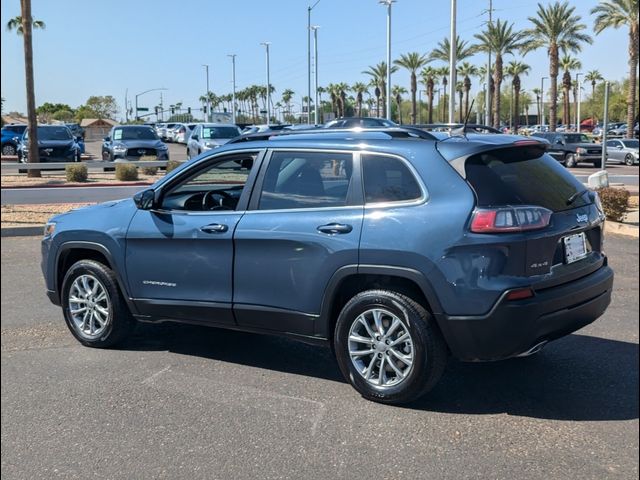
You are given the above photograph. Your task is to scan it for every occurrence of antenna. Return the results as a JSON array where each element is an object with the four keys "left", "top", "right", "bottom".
[{"left": 450, "top": 98, "right": 475, "bottom": 138}]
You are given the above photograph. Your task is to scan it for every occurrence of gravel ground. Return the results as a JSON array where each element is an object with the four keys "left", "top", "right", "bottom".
[
  {"left": 1, "top": 203, "right": 91, "bottom": 227},
  {"left": 1, "top": 172, "right": 159, "bottom": 188}
]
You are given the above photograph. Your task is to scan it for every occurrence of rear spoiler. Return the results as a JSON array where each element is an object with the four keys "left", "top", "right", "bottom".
[{"left": 436, "top": 138, "right": 548, "bottom": 178}]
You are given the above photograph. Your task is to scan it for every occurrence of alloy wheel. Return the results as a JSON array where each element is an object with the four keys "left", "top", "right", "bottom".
[{"left": 68, "top": 274, "right": 111, "bottom": 339}]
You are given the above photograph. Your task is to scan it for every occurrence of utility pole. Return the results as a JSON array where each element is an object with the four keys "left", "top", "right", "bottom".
[
  {"left": 203, "top": 64, "right": 210, "bottom": 122},
  {"left": 307, "top": 2, "right": 321, "bottom": 124},
  {"left": 448, "top": 0, "right": 457, "bottom": 123},
  {"left": 602, "top": 81, "right": 610, "bottom": 170},
  {"left": 160, "top": 91, "right": 164, "bottom": 121},
  {"left": 228, "top": 54, "right": 237, "bottom": 124},
  {"left": 379, "top": 0, "right": 395, "bottom": 121},
  {"left": 485, "top": 0, "right": 493, "bottom": 126},
  {"left": 124, "top": 89, "right": 129, "bottom": 122},
  {"left": 261, "top": 42, "right": 272, "bottom": 125},
  {"left": 311, "top": 26, "right": 320, "bottom": 125},
  {"left": 541, "top": 77, "right": 548, "bottom": 127},
  {"left": 575, "top": 72, "right": 583, "bottom": 133}
]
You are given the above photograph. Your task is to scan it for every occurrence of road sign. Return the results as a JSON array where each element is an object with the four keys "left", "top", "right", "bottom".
[
  {"left": 259, "top": 110, "right": 267, "bottom": 115},
  {"left": 137, "top": 107, "right": 149, "bottom": 112}
]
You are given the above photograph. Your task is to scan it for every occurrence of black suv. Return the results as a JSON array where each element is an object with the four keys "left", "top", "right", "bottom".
[{"left": 532, "top": 132, "right": 603, "bottom": 167}]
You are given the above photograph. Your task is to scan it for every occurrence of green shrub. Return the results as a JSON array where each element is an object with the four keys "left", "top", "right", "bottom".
[
  {"left": 65, "top": 164, "right": 88, "bottom": 182},
  {"left": 166, "top": 160, "right": 181, "bottom": 173},
  {"left": 115, "top": 163, "right": 139, "bottom": 181},
  {"left": 596, "top": 187, "right": 630, "bottom": 222},
  {"left": 140, "top": 155, "right": 158, "bottom": 176}
]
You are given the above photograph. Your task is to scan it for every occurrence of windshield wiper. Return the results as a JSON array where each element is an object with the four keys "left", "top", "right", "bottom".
[{"left": 566, "top": 189, "right": 591, "bottom": 206}]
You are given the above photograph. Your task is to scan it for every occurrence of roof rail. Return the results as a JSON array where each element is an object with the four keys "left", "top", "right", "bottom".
[{"left": 227, "top": 126, "right": 438, "bottom": 144}]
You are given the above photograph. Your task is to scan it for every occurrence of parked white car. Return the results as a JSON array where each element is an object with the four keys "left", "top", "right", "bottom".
[{"left": 186, "top": 123, "right": 241, "bottom": 159}]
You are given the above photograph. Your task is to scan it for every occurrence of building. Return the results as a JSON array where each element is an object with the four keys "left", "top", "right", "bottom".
[{"left": 80, "top": 118, "right": 118, "bottom": 140}]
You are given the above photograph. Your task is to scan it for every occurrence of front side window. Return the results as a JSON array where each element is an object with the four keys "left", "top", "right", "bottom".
[
  {"left": 362, "top": 154, "right": 422, "bottom": 204},
  {"left": 161, "top": 153, "right": 256, "bottom": 211},
  {"left": 258, "top": 151, "right": 353, "bottom": 210}
]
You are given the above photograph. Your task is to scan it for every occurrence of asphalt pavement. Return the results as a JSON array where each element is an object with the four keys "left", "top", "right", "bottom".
[{"left": 1, "top": 235, "right": 638, "bottom": 479}]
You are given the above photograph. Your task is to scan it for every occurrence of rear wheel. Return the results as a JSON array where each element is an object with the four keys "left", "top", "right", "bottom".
[
  {"left": 61, "top": 260, "right": 135, "bottom": 348},
  {"left": 2, "top": 143, "right": 16, "bottom": 156},
  {"left": 625, "top": 154, "right": 636, "bottom": 166},
  {"left": 334, "top": 290, "right": 447, "bottom": 405}
]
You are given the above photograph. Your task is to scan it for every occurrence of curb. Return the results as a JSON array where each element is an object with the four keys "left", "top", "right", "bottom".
[
  {"left": 1, "top": 181, "right": 153, "bottom": 189},
  {"left": 1, "top": 225, "right": 43, "bottom": 237},
  {"left": 605, "top": 221, "right": 639, "bottom": 238}
]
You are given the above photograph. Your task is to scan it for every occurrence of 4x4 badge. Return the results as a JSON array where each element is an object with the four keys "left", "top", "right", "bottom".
[{"left": 576, "top": 214, "right": 589, "bottom": 223}]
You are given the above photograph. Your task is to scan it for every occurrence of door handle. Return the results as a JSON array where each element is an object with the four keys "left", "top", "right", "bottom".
[
  {"left": 200, "top": 223, "right": 228, "bottom": 234},
  {"left": 317, "top": 223, "right": 353, "bottom": 235}
]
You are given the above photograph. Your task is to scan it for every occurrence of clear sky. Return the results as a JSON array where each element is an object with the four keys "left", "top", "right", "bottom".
[{"left": 0, "top": 0, "right": 631, "bottom": 118}]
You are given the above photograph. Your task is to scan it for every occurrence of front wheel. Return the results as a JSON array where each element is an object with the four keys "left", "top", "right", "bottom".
[
  {"left": 334, "top": 290, "right": 447, "bottom": 405},
  {"left": 61, "top": 260, "right": 135, "bottom": 348},
  {"left": 565, "top": 154, "right": 577, "bottom": 168},
  {"left": 625, "top": 154, "right": 636, "bottom": 166},
  {"left": 2, "top": 143, "right": 16, "bottom": 156}
]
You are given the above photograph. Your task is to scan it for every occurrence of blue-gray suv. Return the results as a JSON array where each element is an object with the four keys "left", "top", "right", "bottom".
[{"left": 41, "top": 128, "right": 614, "bottom": 404}]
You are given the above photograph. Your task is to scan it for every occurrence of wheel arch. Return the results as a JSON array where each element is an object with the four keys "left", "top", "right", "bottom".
[{"left": 317, "top": 265, "right": 444, "bottom": 342}]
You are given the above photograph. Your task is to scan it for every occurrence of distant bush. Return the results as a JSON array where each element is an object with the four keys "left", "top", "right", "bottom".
[
  {"left": 596, "top": 187, "right": 630, "bottom": 222},
  {"left": 140, "top": 155, "right": 158, "bottom": 176},
  {"left": 65, "top": 164, "right": 88, "bottom": 182},
  {"left": 166, "top": 160, "right": 181, "bottom": 173},
  {"left": 115, "top": 163, "right": 139, "bottom": 181}
]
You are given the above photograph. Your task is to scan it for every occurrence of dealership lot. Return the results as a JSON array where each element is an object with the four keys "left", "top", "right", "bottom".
[{"left": 1, "top": 235, "right": 637, "bottom": 479}]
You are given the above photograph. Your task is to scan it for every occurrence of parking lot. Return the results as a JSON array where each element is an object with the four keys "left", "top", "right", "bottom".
[{"left": 1, "top": 234, "right": 637, "bottom": 479}]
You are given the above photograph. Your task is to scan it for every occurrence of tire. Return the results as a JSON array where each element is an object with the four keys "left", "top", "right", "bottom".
[
  {"left": 334, "top": 289, "right": 447, "bottom": 405},
  {"left": 2, "top": 143, "right": 16, "bottom": 156},
  {"left": 74, "top": 150, "right": 81, "bottom": 163},
  {"left": 625, "top": 154, "right": 636, "bottom": 166},
  {"left": 565, "top": 154, "right": 577, "bottom": 168},
  {"left": 186, "top": 148, "right": 190, "bottom": 160},
  {"left": 61, "top": 259, "right": 135, "bottom": 348}
]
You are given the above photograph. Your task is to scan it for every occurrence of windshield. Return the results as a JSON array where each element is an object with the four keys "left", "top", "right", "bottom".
[
  {"left": 202, "top": 127, "right": 240, "bottom": 139},
  {"left": 621, "top": 140, "right": 639, "bottom": 148},
  {"left": 27, "top": 126, "right": 72, "bottom": 141},
  {"left": 113, "top": 127, "right": 158, "bottom": 141},
  {"left": 563, "top": 134, "right": 591, "bottom": 144}
]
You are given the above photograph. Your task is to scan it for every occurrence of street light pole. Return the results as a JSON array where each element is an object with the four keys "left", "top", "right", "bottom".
[
  {"left": 311, "top": 26, "right": 320, "bottom": 125},
  {"left": 485, "top": 0, "right": 493, "bottom": 126},
  {"left": 202, "top": 64, "right": 210, "bottom": 122},
  {"left": 602, "top": 81, "right": 610, "bottom": 171},
  {"left": 380, "top": 0, "right": 395, "bottom": 121},
  {"left": 575, "top": 72, "right": 583, "bottom": 133},
  {"left": 307, "top": 1, "right": 321, "bottom": 125},
  {"left": 541, "top": 77, "right": 548, "bottom": 128},
  {"left": 228, "top": 54, "right": 237, "bottom": 124},
  {"left": 261, "top": 42, "right": 272, "bottom": 125},
  {"left": 448, "top": 0, "right": 457, "bottom": 123},
  {"left": 135, "top": 88, "right": 167, "bottom": 121}
]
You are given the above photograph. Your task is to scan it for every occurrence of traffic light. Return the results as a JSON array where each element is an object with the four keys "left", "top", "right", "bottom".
[
  {"left": 154, "top": 106, "right": 159, "bottom": 115},
  {"left": 171, "top": 107, "right": 175, "bottom": 115},
  {"left": 203, "top": 106, "right": 207, "bottom": 114},
  {"left": 187, "top": 107, "right": 191, "bottom": 114}
]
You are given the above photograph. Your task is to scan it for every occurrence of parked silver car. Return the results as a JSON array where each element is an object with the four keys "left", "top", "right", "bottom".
[
  {"left": 606, "top": 138, "right": 639, "bottom": 165},
  {"left": 174, "top": 123, "right": 200, "bottom": 144},
  {"left": 186, "top": 123, "right": 241, "bottom": 158}
]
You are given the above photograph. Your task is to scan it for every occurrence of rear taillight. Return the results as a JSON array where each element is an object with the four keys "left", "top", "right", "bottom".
[{"left": 470, "top": 206, "right": 552, "bottom": 233}]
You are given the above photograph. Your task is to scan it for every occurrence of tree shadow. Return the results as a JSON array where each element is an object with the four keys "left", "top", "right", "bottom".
[{"left": 122, "top": 323, "right": 638, "bottom": 421}]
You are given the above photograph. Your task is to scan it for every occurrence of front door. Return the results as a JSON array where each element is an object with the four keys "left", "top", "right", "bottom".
[
  {"left": 233, "top": 149, "right": 363, "bottom": 336},
  {"left": 125, "top": 151, "right": 260, "bottom": 325}
]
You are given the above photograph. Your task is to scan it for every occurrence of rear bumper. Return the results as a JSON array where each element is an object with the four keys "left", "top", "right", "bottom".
[{"left": 438, "top": 265, "right": 614, "bottom": 361}]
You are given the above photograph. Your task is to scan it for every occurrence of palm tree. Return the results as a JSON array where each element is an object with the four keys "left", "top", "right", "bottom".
[
  {"left": 559, "top": 56, "right": 581, "bottom": 126},
  {"left": 392, "top": 85, "right": 407, "bottom": 123},
  {"left": 505, "top": 60, "right": 531, "bottom": 132},
  {"left": 455, "top": 82, "right": 465, "bottom": 122},
  {"left": 351, "top": 82, "right": 368, "bottom": 117},
  {"left": 420, "top": 66, "right": 439, "bottom": 124},
  {"left": 281, "top": 89, "right": 295, "bottom": 117},
  {"left": 522, "top": 1, "right": 592, "bottom": 131},
  {"left": 317, "top": 86, "right": 326, "bottom": 122},
  {"left": 532, "top": 87, "right": 543, "bottom": 124},
  {"left": 6, "top": 9, "right": 46, "bottom": 177},
  {"left": 521, "top": 91, "right": 533, "bottom": 125},
  {"left": 394, "top": 52, "right": 429, "bottom": 124},
  {"left": 437, "top": 66, "right": 449, "bottom": 122},
  {"left": 362, "top": 62, "right": 398, "bottom": 118},
  {"left": 474, "top": 19, "right": 527, "bottom": 128},
  {"left": 336, "top": 83, "right": 350, "bottom": 117},
  {"left": 429, "top": 35, "right": 475, "bottom": 63},
  {"left": 592, "top": 0, "right": 639, "bottom": 138},
  {"left": 584, "top": 70, "right": 604, "bottom": 122},
  {"left": 327, "top": 83, "right": 339, "bottom": 118},
  {"left": 457, "top": 62, "right": 478, "bottom": 123}
]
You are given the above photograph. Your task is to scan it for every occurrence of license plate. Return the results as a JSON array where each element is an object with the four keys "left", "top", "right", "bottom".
[{"left": 564, "top": 232, "right": 588, "bottom": 264}]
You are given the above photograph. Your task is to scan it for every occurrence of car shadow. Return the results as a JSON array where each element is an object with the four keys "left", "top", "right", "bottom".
[{"left": 122, "top": 323, "right": 638, "bottom": 421}]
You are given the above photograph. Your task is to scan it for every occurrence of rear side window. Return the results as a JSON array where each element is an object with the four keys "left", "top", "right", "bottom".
[
  {"left": 362, "top": 154, "right": 422, "bottom": 204},
  {"left": 465, "top": 148, "right": 590, "bottom": 212},
  {"left": 259, "top": 151, "right": 353, "bottom": 210}
]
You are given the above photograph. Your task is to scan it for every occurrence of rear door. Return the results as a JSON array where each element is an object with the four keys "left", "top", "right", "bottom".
[{"left": 233, "top": 149, "right": 363, "bottom": 335}]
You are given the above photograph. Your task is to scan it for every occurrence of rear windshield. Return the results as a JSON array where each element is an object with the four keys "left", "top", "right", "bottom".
[{"left": 465, "top": 148, "right": 591, "bottom": 212}]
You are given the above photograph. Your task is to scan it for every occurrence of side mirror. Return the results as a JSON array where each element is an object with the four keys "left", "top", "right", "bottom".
[
  {"left": 191, "top": 135, "right": 198, "bottom": 141},
  {"left": 103, "top": 136, "right": 110, "bottom": 142},
  {"left": 76, "top": 136, "right": 83, "bottom": 142},
  {"left": 555, "top": 139, "right": 564, "bottom": 145},
  {"left": 133, "top": 188, "right": 156, "bottom": 210}
]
